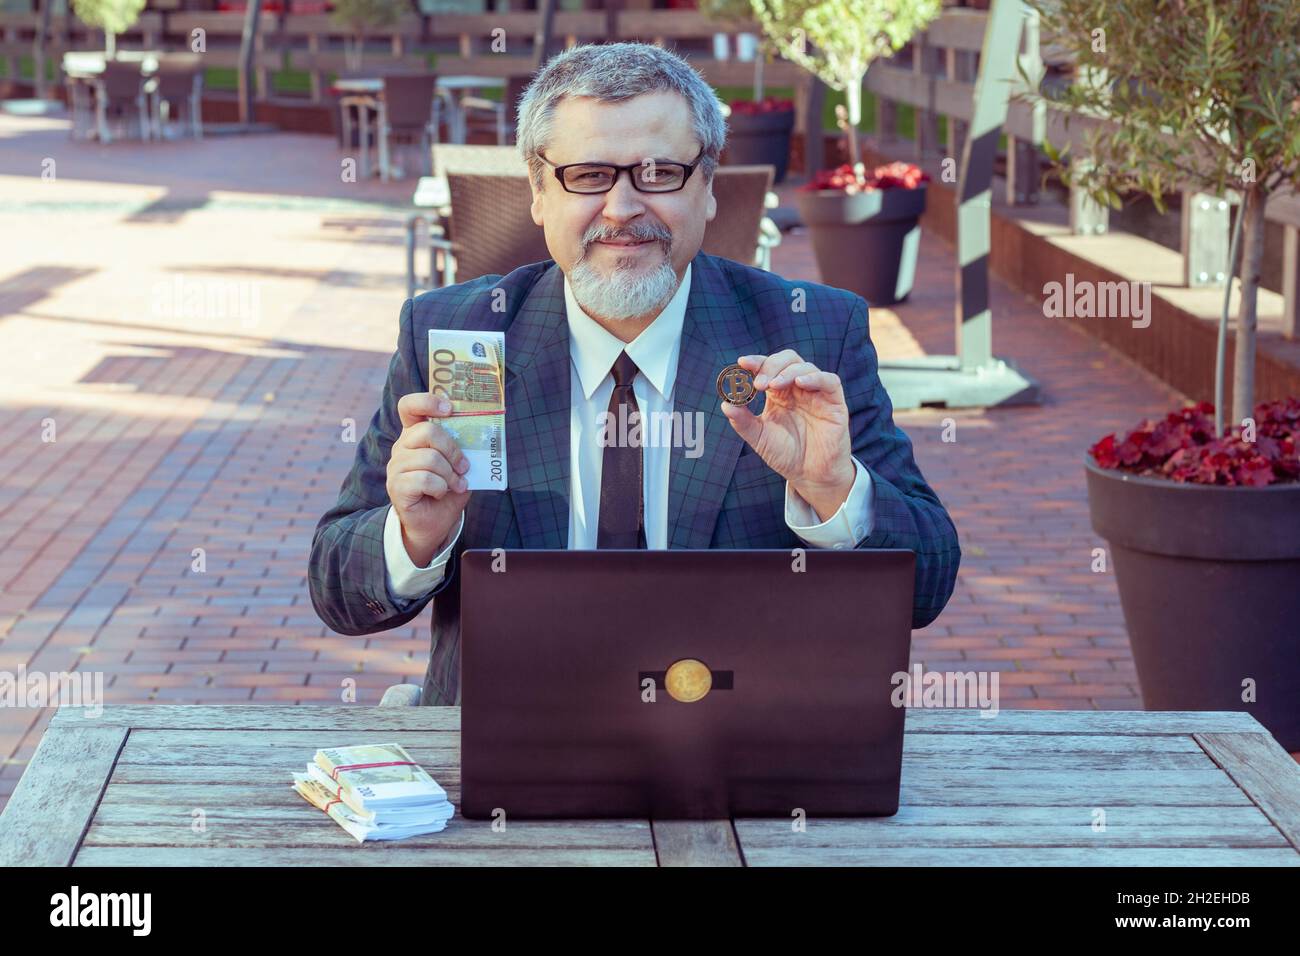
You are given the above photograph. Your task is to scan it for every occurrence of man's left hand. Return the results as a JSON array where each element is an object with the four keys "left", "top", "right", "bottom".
[{"left": 720, "top": 350, "right": 856, "bottom": 522}]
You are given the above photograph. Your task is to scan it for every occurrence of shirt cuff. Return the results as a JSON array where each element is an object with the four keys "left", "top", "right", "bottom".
[
  {"left": 784, "top": 457, "right": 873, "bottom": 549},
  {"left": 383, "top": 504, "right": 463, "bottom": 603}
]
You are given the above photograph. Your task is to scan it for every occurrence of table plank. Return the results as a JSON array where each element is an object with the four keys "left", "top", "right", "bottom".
[
  {"left": 651, "top": 820, "right": 744, "bottom": 866},
  {"left": 74, "top": 846, "right": 654, "bottom": 867},
  {"left": 50, "top": 705, "right": 460, "bottom": 732},
  {"left": 734, "top": 819, "right": 1289, "bottom": 849},
  {"left": 0, "top": 724, "right": 128, "bottom": 866},
  {"left": 1196, "top": 732, "right": 1300, "bottom": 851},
  {"left": 903, "top": 710, "right": 1263, "bottom": 734},
  {"left": 737, "top": 846, "right": 1300, "bottom": 866},
  {"left": 903, "top": 733, "right": 1205, "bottom": 753},
  {"left": 83, "top": 818, "right": 654, "bottom": 851}
]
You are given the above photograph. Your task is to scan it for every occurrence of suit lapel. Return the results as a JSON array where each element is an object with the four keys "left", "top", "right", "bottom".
[
  {"left": 505, "top": 263, "right": 570, "bottom": 549},
  {"left": 668, "top": 253, "right": 756, "bottom": 549}
]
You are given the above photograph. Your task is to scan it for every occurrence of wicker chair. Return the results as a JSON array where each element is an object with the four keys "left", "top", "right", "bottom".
[
  {"left": 377, "top": 73, "right": 441, "bottom": 181},
  {"left": 407, "top": 146, "right": 530, "bottom": 296},
  {"left": 701, "top": 164, "right": 780, "bottom": 269},
  {"left": 94, "top": 60, "right": 153, "bottom": 143},
  {"left": 150, "top": 53, "right": 203, "bottom": 140},
  {"left": 459, "top": 74, "right": 531, "bottom": 145},
  {"left": 427, "top": 172, "right": 551, "bottom": 286}
]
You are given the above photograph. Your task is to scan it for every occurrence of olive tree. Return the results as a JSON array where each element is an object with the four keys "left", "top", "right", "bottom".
[
  {"left": 749, "top": 0, "right": 943, "bottom": 165},
  {"left": 1020, "top": 0, "right": 1300, "bottom": 432},
  {"left": 71, "top": 0, "right": 146, "bottom": 58}
]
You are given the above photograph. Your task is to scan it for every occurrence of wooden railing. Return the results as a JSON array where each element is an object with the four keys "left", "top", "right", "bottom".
[
  {"left": 0, "top": 10, "right": 808, "bottom": 95},
  {"left": 864, "top": 6, "right": 1300, "bottom": 339}
]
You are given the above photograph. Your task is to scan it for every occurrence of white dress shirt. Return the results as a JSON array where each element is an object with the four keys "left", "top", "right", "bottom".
[{"left": 383, "top": 261, "right": 874, "bottom": 603}]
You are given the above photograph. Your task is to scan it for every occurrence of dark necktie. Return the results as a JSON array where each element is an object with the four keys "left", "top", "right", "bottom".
[{"left": 597, "top": 351, "right": 647, "bottom": 549}]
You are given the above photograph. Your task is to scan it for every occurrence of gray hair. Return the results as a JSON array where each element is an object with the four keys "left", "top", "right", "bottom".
[{"left": 516, "top": 41, "right": 728, "bottom": 192}]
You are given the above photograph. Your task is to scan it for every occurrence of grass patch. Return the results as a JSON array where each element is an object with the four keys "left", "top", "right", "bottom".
[
  {"left": 205, "top": 66, "right": 237, "bottom": 91},
  {"left": 16, "top": 54, "right": 57, "bottom": 83}
]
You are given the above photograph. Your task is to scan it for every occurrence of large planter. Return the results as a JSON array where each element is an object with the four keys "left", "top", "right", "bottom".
[
  {"left": 1085, "top": 458, "right": 1300, "bottom": 749},
  {"left": 725, "top": 108, "right": 795, "bottom": 183},
  {"left": 794, "top": 185, "right": 925, "bottom": 305}
]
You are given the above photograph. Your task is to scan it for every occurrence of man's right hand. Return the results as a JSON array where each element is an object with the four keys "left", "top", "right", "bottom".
[{"left": 387, "top": 392, "right": 472, "bottom": 567}]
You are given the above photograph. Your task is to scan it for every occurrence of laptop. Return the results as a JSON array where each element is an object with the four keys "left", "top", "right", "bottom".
[{"left": 459, "top": 548, "right": 916, "bottom": 820}]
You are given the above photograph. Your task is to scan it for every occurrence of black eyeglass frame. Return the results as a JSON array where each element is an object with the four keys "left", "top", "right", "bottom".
[{"left": 537, "top": 148, "right": 706, "bottom": 194}]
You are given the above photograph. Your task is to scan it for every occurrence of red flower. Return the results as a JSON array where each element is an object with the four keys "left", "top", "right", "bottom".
[
  {"left": 1091, "top": 398, "right": 1300, "bottom": 486},
  {"left": 728, "top": 97, "right": 795, "bottom": 116},
  {"left": 798, "top": 161, "right": 930, "bottom": 193}
]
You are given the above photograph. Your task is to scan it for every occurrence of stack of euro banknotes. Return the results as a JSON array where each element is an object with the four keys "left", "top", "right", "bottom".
[
  {"left": 292, "top": 743, "right": 455, "bottom": 843},
  {"left": 429, "top": 329, "right": 507, "bottom": 490}
]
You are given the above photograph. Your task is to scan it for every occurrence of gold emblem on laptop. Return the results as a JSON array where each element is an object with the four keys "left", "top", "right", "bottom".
[
  {"left": 665, "top": 658, "right": 713, "bottom": 702},
  {"left": 716, "top": 364, "right": 756, "bottom": 406}
]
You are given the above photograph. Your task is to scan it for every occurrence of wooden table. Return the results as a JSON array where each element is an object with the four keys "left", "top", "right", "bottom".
[
  {"left": 334, "top": 75, "right": 505, "bottom": 149},
  {"left": 2, "top": 706, "right": 1297, "bottom": 866},
  {"left": 62, "top": 51, "right": 163, "bottom": 143}
]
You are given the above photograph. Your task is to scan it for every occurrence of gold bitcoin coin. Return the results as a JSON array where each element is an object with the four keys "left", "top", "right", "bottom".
[
  {"left": 665, "top": 658, "right": 713, "bottom": 703},
  {"left": 716, "top": 364, "right": 756, "bottom": 405}
]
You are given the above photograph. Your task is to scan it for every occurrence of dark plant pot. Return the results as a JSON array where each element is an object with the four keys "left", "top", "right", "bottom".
[
  {"left": 725, "top": 108, "right": 795, "bottom": 183},
  {"left": 794, "top": 185, "right": 925, "bottom": 305},
  {"left": 1085, "top": 458, "right": 1300, "bottom": 749}
]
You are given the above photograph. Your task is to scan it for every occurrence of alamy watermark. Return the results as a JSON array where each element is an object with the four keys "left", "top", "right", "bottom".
[
  {"left": 891, "top": 664, "right": 1000, "bottom": 718},
  {"left": 0, "top": 669, "right": 104, "bottom": 717},
  {"left": 151, "top": 273, "right": 261, "bottom": 328},
  {"left": 1042, "top": 273, "right": 1151, "bottom": 329},
  {"left": 597, "top": 406, "right": 704, "bottom": 459}
]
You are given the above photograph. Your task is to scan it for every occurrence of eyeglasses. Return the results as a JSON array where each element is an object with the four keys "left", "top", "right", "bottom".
[{"left": 538, "top": 149, "right": 704, "bottom": 194}]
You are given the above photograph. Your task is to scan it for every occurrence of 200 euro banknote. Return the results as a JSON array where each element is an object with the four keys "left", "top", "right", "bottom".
[{"left": 428, "top": 329, "right": 507, "bottom": 491}]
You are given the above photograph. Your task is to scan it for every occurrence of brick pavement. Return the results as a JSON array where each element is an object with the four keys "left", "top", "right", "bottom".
[{"left": 0, "top": 111, "right": 1282, "bottom": 813}]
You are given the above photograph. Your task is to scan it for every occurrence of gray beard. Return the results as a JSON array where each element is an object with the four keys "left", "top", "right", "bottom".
[{"left": 568, "top": 244, "right": 680, "bottom": 322}]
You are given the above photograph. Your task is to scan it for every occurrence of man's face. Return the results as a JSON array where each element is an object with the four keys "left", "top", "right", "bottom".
[{"left": 528, "top": 90, "right": 717, "bottom": 321}]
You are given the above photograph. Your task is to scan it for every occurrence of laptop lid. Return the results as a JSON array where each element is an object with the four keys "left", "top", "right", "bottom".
[{"left": 460, "top": 548, "right": 915, "bottom": 820}]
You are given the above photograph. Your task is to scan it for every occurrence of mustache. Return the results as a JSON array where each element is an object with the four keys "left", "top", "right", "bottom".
[{"left": 583, "top": 224, "right": 673, "bottom": 248}]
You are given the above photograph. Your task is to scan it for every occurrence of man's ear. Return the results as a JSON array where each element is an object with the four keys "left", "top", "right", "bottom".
[
  {"left": 705, "top": 178, "right": 717, "bottom": 223},
  {"left": 530, "top": 180, "right": 544, "bottom": 227}
]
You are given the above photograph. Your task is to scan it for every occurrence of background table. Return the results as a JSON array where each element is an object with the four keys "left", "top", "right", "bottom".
[
  {"left": 334, "top": 75, "right": 504, "bottom": 147},
  {"left": 1, "top": 706, "right": 1297, "bottom": 866}
]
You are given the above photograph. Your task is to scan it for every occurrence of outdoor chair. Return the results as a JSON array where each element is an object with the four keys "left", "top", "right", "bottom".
[
  {"left": 64, "top": 74, "right": 97, "bottom": 140},
  {"left": 95, "top": 59, "right": 153, "bottom": 143},
  {"left": 406, "top": 145, "right": 529, "bottom": 296},
  {"left": 701, "top": 164, "right": 781, "bottom": 270},
  {"left": 460, "top": 75, "right": 530, "bottom": 146},
  {"left": 426, "top": 172, "right": 551, "bottom": 286},
  {"left": 377, "top": 73, "right": 442, "bottom": 182},
  {"left": 431, "top": 143, "right": 528, "bottom": 233},
  {"left": 150, "top": 53, "right": 203, "bottom": 140}
]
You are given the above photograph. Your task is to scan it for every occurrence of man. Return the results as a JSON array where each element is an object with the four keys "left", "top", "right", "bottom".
[{"left": 309, "top": 42, "right": 960, "bottom": 706}]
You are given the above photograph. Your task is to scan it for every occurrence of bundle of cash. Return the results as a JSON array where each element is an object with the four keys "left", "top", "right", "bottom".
[
  {"left": 428, "top": 329, "right": 507, "bottom": 491},
  {"left": 291, "top": 742, "right": 455, "bottom": 843}
]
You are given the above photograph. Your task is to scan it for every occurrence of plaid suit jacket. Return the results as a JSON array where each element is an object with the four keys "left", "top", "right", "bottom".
[{"left": 309, "top": 251, "right": 960, "bottom": 705}]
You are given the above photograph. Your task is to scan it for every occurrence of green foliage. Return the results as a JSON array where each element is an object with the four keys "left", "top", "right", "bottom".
[
  {"left": 699, "top": 0, "right": 757, "bottom": 22},
  {"left": 748, "top": 0, "right": 943, "bottom": 94},
  {"left": 330, "top": 0, "right": 405, "bottom": 35},
  {"left": 1019, "top": 0, "right": 1300, "bottom": 213},
  {"left": 70, "top": 0, "right": 145, "bottom": 36}
]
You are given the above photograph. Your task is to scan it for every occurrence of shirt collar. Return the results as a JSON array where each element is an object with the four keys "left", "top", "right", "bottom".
[{"left": 563, "top": 261, "right": 692, "bottom": 402}]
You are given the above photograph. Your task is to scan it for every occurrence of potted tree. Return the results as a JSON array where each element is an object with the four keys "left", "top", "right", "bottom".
[
  {"left": 1023, "top": 0, "right": 1300, "bottom": 747},
  {"left": 701, "top": 0, "right": 796, "bottom": 182},
  {"left": 328, "top": 0, "right": 407, "bottom": 147},
  {"left": 71, "top": 0, "right": 147, "bottom": 58},
  {"left": 751, "top": 0, "right": 943, "bottom": 304},
  {"left": 331, "top": 0, "right": 406, "bottom": 73},
  {"left": 796, "top": 147, "right": 930, "bottom": 303}
]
